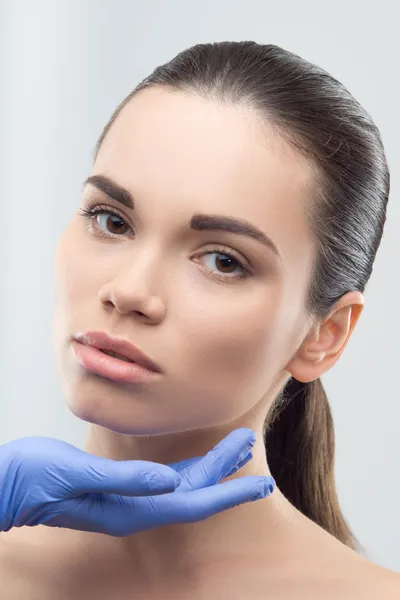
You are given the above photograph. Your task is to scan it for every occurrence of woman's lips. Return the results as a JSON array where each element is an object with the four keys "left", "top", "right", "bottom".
[
  {"left": 73, "top": 331, "right": 163, "bottom": 373},
  {"left": 71, "top": 340, "right": 162, "bottom": 384}
]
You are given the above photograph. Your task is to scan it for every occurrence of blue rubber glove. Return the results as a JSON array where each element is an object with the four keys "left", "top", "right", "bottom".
[{"left": 0, "top": 428, "right": 275, "bottom": 537}]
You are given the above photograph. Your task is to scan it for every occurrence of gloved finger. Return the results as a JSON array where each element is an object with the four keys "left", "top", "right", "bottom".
[
  {"left": 167, "top": 456, "right": 202, "bottom": 472},
  {"left": 168, "top": 450, "right": 253, "bottom": 487},
  {"left": 223, "top": 449, "right": 254, "bottom": 479},
  {"left": 3, "top": 436, "right": 182, "bottom": 498},
  {"left": 124, "top": 475, "right": 276, "bottom": 534},
  {"left": 36, "top": 475, "right": 275, "bottom": 536},
  {"left": 65, "top": 456, "right": 182, "bottom": 497},
  {"left": 176, "top": 428, "right": 257, "bottom": 491}
]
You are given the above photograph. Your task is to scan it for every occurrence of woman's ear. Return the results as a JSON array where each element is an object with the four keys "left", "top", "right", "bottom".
[{"left": 285, "top": 291, "right": 364, "bottom": 383}]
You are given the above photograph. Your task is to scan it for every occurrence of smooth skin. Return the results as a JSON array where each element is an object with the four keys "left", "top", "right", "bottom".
[{"left": 1, "top": 88, "right": 399, "bottom": 599}]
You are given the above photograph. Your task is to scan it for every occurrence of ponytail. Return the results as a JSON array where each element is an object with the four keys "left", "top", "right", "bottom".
[{"left": 265, "top": 377, "right": 362, "bottom": 552}]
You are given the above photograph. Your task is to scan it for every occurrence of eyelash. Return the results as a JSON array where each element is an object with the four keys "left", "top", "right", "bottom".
[{"left": 78, "top": 203, "right": 251, "bottom": 282}]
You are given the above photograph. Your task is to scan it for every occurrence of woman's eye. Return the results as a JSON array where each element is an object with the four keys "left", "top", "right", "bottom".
[
  {"left": 200, "top": 250, "right": 250, "bottom": 280},
  {"left": 95, "top": 213, "right": 130, "bottom": 235},
  {"left": 78, "top": 206, "right": 132, "bottom": 237}
]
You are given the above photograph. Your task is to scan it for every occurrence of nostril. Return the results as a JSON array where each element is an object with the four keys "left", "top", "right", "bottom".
[{"left": 102, "top": 300, "right": 114, "bottom": 311}]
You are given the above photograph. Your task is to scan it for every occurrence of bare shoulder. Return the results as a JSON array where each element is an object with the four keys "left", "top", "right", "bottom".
[
  {"left": 0, "top": 532, "right": 24, "bottom": 596},
  {"left": 0, "top": 527, "right": 75, "bottom": 599},
  {"left": 0, "top": 529, "right": 43, "bottom": 598},
  {"left": 293, "top": 516, "right": 400, "bottom": 599},
  {"left": 306, "top": 548, "right": 400, "bottom": 600},
  {"left": 360, "top": 560, "right": 400, "bottom": 599},
  {"left": 201, "top": 547, "right": 400, "bottom": 600},
  {"left": 277, "top": 557, "right": 400, "bottom": 600},
  {"left": 305, "top": 537, "right": 400, "bottom": 599},
  {"left": 211, "top": 527, "right": 400, "bottom": 600}
]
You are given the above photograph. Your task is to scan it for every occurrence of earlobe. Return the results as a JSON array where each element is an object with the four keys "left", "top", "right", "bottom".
[{"left": 285, "top": 324, "right": 329, "bottom": 383}]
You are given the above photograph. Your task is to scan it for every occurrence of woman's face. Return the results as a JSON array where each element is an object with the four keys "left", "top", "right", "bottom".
[{"left": 53, "top": 88, "right": 317, "bottom": 435}]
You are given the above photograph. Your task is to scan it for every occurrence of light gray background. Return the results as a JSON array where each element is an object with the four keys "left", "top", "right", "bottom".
[{"left": 0, "top": 0, "right": 398, "bottom": 572}]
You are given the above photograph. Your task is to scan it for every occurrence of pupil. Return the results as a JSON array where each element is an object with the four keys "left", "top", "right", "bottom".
[
  {"left": 108, "top": 216, "right": 127, "bottom": 233},
  {"left": 216, "top": 255, "right": 235, "bottom": 272}
]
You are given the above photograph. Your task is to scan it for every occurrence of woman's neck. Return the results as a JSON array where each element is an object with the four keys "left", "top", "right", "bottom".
[{"left": 79, "top": 424, "right": 301, "bottom": 591}]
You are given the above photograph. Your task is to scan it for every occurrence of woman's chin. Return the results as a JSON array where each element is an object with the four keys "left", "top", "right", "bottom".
[
  {"left": 61, "top": 371, "right": 233, "bottom": 437},
  {"left": 63, "top": 385, "right": 182, "bottom": 436}
]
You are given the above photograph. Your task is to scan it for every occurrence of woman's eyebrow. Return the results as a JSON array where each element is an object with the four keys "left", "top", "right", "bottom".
[
  {"left": 190, "top": 214, "right": 282, "bottom": 260},
  {"left": 82, "top": 174, "right": 282, "bottom": 261},
  {"left": 83, "top": 175, "right": 134, "bottom": 209}
]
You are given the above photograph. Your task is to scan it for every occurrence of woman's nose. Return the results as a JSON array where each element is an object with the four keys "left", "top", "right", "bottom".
[{"left": 97, "top": 268, "right": 167, "bottom": 323}]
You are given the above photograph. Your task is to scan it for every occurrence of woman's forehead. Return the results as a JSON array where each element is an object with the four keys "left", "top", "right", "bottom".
[{"left": 93, "top": 88, "right": 316, "bottom": 273}]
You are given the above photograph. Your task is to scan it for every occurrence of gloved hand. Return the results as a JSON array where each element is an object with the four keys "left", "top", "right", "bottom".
[{"left": 0, "top": 427, "right": 275, "bottom": 537}]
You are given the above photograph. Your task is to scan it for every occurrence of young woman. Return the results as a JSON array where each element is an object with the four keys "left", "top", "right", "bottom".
[{"left": 1, "top": 41, "right": 399, "bottom": 599}]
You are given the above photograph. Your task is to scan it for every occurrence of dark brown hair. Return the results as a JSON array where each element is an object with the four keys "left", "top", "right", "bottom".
[{"left": 93, "top": 41, "right": 390, "bottom": 552}]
